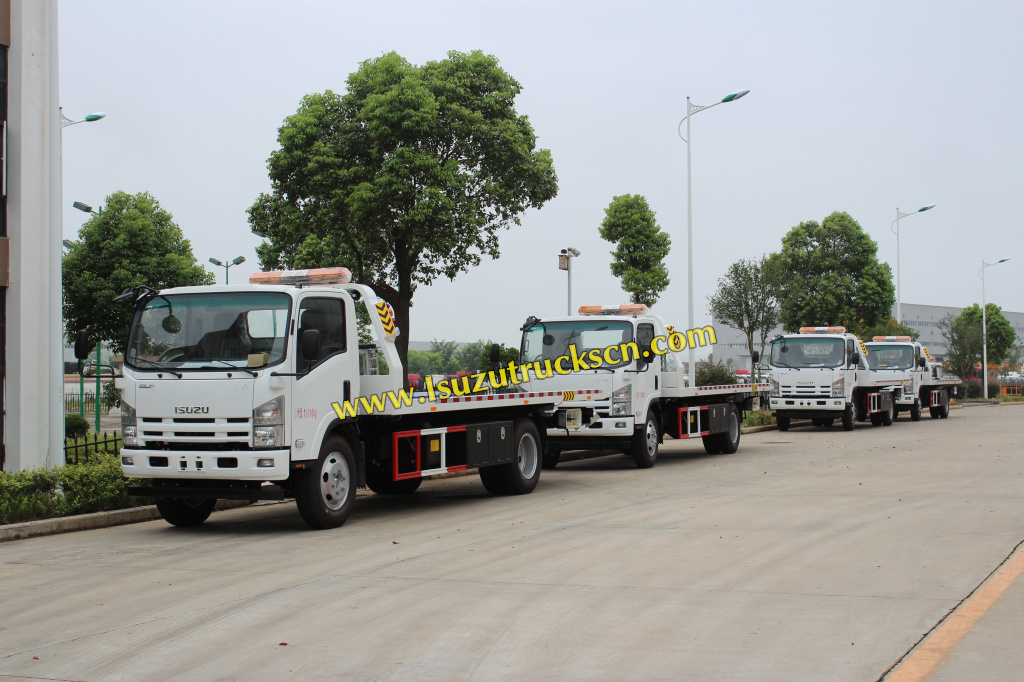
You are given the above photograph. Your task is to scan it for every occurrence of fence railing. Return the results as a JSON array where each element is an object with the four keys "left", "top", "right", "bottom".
[
  {"left": 64, "top": 432, "right": 121, "bottom": 465},
  {"left": 65, "top": 393, "right": 101, "bottom": 414}
]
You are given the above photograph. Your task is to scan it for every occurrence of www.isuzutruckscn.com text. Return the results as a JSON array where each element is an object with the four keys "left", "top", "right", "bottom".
[{"left": 330, "top": 326, "right": 717, "bottom": 418}]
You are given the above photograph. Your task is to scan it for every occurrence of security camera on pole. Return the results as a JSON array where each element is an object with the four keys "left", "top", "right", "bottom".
[{"left": 559, "top": 248, "right": 580, "bottom": 315}]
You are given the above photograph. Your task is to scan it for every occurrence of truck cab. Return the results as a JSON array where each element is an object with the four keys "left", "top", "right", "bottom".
[{"left": 865, "top": 336, "right": 957, "bottom": 420}]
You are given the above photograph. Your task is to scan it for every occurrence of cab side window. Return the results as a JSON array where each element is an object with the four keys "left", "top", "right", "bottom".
[
  {"left": 637, "top": 323, "right": 655, "bottom": 349},
  {"left": 297, "top": 297, "right": 347, "bottom": 366},
  {"left": 846, "top": 339, "right": 855, "bottom": 366}
]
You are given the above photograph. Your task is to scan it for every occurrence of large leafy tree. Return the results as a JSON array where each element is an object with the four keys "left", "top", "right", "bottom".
[
  {"left": 959, "top": 303, "right": 1015, "bottom": 365},
  {"left": 766, "top": 211, "right": 895, "bottom": 336},
  {"left": 939, "top": 311, "right": 983, "bottom": 386},
  {"left": 248, "top": 50, "right": 558, "bottom": 372},
  {"left": 598, "top": 194, "right": 671, "bottom": 307},
  {"left": 62, "top": 191, "right": 214, "bottom": 354},
  {"left": 708, "top": 256, "right": 779, "bottom": 366},
  {"left": 863, "top": 318, "right": 919, "bottom": 341}
]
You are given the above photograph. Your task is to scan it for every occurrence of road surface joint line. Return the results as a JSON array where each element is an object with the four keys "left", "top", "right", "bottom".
[{"left": 878, "top": 536, "right": 1024, "bottom": 682}]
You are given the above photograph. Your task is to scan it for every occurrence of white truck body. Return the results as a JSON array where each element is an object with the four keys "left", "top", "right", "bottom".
[
  {"left": 103, "top": 268, "right": 566, "bottom": 529},
  {"left": 865, "top": 337, "right": 958, "bottom": 420},
  {"left": 766, "top": 327, "right": 904, "bottom": 431},
  {"left": 516, "top": 307, "right": 767, "bottom": 468}
]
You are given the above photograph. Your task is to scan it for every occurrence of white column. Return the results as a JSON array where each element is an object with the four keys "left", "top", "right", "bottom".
[{"left": 5, "top": 0, "right": 63, "bottom": 471}]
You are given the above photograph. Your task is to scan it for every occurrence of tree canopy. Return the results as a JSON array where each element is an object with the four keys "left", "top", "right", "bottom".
[
  {"left": 708, "top": 256, "right": 779, "bottom": 366},
  {"left": 248, "top": 50, "right": 558, "bottom": 373},
  {"left": 862, "top": 318, "right": 919, "bottom": 341},
  {"left": 598, "top": 194, "right": 671, "bottom": 307},
  {"left": 939, "top": 311, "right": 983, "bottom": 385},
  {"left": 62, "top": 191, "right": 214, "bottom": 355},
  {"left": 959, "top": 303, "right": 1015, "bottom": 365},
  {"left": 766, "top": 211, "right": 895, "bottom": 336}
]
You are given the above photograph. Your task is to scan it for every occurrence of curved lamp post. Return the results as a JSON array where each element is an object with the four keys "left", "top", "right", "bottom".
[
  {"left": 71, "top": 201, "right": 105, "bottom": 432},
  {"left": 210, "top": 256, "right": 246, "bottom": 284},
  {"left": 678, "top": 89, "right": 749, "bottom": 386},
  {"left": 979, "top": 257, "right": 1010, "bottom": 400},
  {"left": 891, "top": 204, "right": 935, "bottom": 323}
]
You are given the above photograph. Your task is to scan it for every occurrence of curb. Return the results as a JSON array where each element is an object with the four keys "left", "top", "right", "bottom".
[{"left": 0, "top": 500, "right": 248, "bottom": 543}]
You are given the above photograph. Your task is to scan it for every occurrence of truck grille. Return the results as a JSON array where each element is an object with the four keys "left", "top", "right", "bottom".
[
  {"left": 139, "top": 416, "right": 252, "bottom": 449},
  {"left": 780, "top": 385, "right": 830, "bottom": 399}
]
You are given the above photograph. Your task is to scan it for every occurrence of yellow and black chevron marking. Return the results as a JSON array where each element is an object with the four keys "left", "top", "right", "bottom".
[
  {"left": 562, "top": 390, "right": 576, "bottom": 401},
  {"left": 375, "top": 301, "right": 397, "bottom": 336}
]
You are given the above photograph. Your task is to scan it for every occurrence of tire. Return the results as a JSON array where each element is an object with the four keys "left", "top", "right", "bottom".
[
  {"left": 710, "top": 404, "right": 740, "bottom": 455},
  {"left": 542, "top": 448, "right": 561, "bottom": 470},
  {"left": 881, "top": 397, "right": 894, "bottom": 426},
  {"left": 811, "top": 418, "right": 825, "bottom": 427},
  {"left": 365, "top": 466, "right": 422, "bottom": 495},
  {"left": 910, "top": 399, "right": 922, "bottom": 422},
  {"left": 842, "top": 404, "right": 855, "bottom": 431},
  {"left": 294, "top": 435, "right": 357, "bottom": 529},
  {"left": 929, "top": 391, "right": 950, "bottom": 419},
  {"left": 702, "top": 435, "right": 723, "bottom": 455},
  {"left": 821, "top": 418, "right": 834, "bottom": 428},
  {"left": 155, "top": 497, "right": 216, "bottom": 527},
  {"left": 480, "top": 419, "right": 542, "bottom": 495},
  {"left": 871, "top": 412, "right": 882, "bottom": 426},
  {"left": 631, "top": 412, "right": 660, "bottom": 468},
  {"left": 776, "top": 414, "right": 790, "bottom": 432}
]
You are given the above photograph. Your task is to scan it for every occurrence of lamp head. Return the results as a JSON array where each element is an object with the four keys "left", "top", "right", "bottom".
[
  {"left": 84, "top": 112, "right": 107, "bottom": 122},
  {"left": 72, "top": 201, "right": 93, "bottom": 214},
  {"left": 209, "top": 258, "right": 223, "bottom": 266},
  {"left": 919, "top": 204, "right": 936, "bottom": 212},
  {"left": 721, "top": 89, "right": 750, "bottom": 103},
  {"left": 231, "top": 256, "right": 246, "bottom": 265}
]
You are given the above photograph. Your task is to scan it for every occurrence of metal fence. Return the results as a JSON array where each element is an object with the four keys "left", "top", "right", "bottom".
[
  {"left": 64, "top": 432, "right": 121, "bottom": 465},
  {"left": 64, "top": 393, "right": 100, "bottom": 414}
]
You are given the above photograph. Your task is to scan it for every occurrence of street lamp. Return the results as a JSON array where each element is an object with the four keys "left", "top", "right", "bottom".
[
  {"left": 60, "top": 108, "right": 106, "bottom": 129},
  {"left": 558, "top": 248, "right": 580, "bottom": 315},
  {"left": 891, "top": 204, "right": 936, "bottom": 323},
  {"left": 209, "top": 256, "right": 246, "bottom": 284},
  {"left": 678, "top": 89, "right": 750, "bottom": 386},
  {"left": 61, "top": 239, "right": 86, "bottom": 419},
  {"left": 979, "top": 257, "right": 1010, "bottom": 401}
]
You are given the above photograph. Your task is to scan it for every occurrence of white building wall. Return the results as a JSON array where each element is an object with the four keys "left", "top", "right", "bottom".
[{"left": 4, "top": 0, "right": 62, "bottom": 471}]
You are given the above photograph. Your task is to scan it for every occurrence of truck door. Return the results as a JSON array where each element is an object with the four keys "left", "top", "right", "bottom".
[
  {"left": 637, "top": 322, "right": 657, "bottom": 408},
  {"left": 291, "top": 294, "right": 358, "bottom": 458}
]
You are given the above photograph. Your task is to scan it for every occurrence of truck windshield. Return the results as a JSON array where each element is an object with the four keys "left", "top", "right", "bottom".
[
  {"left": 521, "top": 320, "right": 633, "bottom": 369},
  {"left": 867, "top": 344, "right": 915, "bottom": 370},
  {"left": 770, "top": 337, "right": 846, "bottom": 368},
  {"left": 125, "top": 292, "right": 291, "bottom": 371}
]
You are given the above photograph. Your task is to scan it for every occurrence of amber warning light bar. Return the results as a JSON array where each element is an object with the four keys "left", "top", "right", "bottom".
[
  {"left": 250, "top": 267, "right": 352, "bottom": 287},
  {"left": 578, "top": 304, "right": 649, "bottom": 316},
  {"left": 799, "top": 326, "right": 847, "bottom": 334},
  {"left": 872, "top": 336, "right": 913, "bottom": 342}
]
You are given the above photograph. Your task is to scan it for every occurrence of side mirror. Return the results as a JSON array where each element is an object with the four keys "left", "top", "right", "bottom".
[
  {"left": 489, "top": 343, "right": 501, "bottom": 364},
  {"left": 850, "top": 351, "right": 860, "bottom": 366},
  {"left": 751, "top": 351, "right": 760, "bottom": 364},
  {"left": 74, "top": 329, "right": 91, "bottom": 360},
  {"left": 301, "top": 329, "right": 321, "bottom": 362},
  {"left": 638, "top": 344, "right": 653, "bottom": 366},
  {"left": 918, "top": 356, "right": 927, "bottom": 368}
]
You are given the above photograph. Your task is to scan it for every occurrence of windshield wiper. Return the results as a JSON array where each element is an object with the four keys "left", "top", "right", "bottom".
[
  {"left": 131, "top": 358, "right": 182, "bottom": 378},
  {"left": 196, "top": 359, "right": 259, "bottom": 376}
]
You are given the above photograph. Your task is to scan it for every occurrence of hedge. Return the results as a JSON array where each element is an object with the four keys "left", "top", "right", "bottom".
[{"left": 0, "top": 450, "right": 151, "bottom": 525}]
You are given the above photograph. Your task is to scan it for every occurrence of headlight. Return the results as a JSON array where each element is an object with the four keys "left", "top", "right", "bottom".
[
  {"left": 121, "top": 401, "right": 138, "bottom": 446},
  {"left": 253, "top": 396, "right": 285, "bottom": 448},
  {"left": 831, "top": 377, "right": 845, "bottom": 397},
  {"left": 770, "top": 379, "right": 780, "bottom": 397},
  {"left": 612, "top": 384, "right": 631, "bottom": 416}
]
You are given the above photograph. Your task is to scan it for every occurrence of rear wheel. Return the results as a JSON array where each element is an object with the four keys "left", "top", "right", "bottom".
[
  {"left": 710, "top": 404, "right": 740, "bottom": 455},
  {"left": 910, "top": 399, "right": 922, "bottom": 421},
  {"left": 929, "top": 391, "right": 950, "bottom": 419},
  {"left": 631, "top": 412, "right": 660, "bottom": 468},
  {"left": 365, "top": 466, "right": 422, "bottom": 495},
  {"left": 480, "top": 419, "right": 542, "bottom": 495},
  {"left": 776, "top": 414, "right": 790, "bottom": 432},
  {"left": 156, "top": 497, "right": 216, "bottom": 527},
  {"left": 294, "top": 436, "right": 356, "bottom": 530}
]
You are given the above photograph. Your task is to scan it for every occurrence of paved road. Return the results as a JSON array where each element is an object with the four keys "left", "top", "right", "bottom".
[{"left": 3, "top": 406, "right": 1021, "bottom": 681}]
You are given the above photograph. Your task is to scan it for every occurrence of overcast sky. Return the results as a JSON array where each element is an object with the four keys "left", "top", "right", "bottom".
[{"left": 59, "top": 0, "right": 1023, "bottom": 347}]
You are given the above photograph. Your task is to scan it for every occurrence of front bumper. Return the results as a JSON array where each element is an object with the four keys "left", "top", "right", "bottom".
[
  {"left": 546, "top": 414, "right": 635, "bottom": 440},
  {"left": 120, "top": 448, "right": 291, "bottom": 481},
  {"left": 770, "top": 396, "right": 847, "bottom": 414}
]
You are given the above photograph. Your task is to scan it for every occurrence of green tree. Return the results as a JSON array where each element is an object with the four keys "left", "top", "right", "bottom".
[
  {"left": 766, "top": 211, "right": 895, "bottom": 336},
  {"left": 1001, "top": 342, "right": 1022, "bottom": 375},
  {"left": 479, "top": 343, "right": 519, "bottom": 373},
  {"left": 939, "top": 311, "right": 983, "bottom": 386},
  {"left": 598, "top": 194, "right": 671, "bottom": 307},
  {"left": 62, "top": 191, "right": 214, "bottom": 354},
  {"left": 406, "top": 350, "right": 444, "bottom": 376},
  {"left": 429, "top": 339, "right": 461, "bottom": 374},
  {"left": 959, "top": 303, "right": 1015, "bottom": 365},
  {"left": 863, "top": 318, "right": 919, "bottom": 341},
  {"left": 708, "top": 256, "right": 780, "bottom": 366},
  {"left": 248, "top": 50, "right": 558, "bottom": 374}
]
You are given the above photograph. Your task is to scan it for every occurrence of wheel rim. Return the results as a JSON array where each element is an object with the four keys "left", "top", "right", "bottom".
[
  {"left": 645, "top": 418, "right": 658, "bottom": 456},
  {"left": 319, "top": 452, "right": 350, "bottom": 511},
  {"left": 518, "top": 432, "right": 539, "bottom": 479},
  {"left": 728, "top": 412, "right": 739, "bottom": 442}
]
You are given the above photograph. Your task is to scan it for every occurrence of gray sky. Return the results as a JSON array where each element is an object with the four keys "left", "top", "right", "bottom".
[{"left": 59, "top": 0, "right": 1023, "bottom": 347}]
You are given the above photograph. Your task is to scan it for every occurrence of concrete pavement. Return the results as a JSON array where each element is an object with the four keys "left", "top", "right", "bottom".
[{"left": 1, "top": 406, "right": 1020, "bottom": 680}]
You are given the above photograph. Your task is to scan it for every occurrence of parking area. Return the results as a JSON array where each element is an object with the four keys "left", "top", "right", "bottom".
[{"left": 2, "top": 406, "right": 1021, "bottom": 680}]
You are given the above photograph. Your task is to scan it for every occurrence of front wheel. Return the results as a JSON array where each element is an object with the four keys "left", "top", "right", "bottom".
[
  {"left": 542, "top": 447, "right": 561, "bottom": 470},
  {"left": 910, "top": 399, "right": 922, "bottom": 421},
  {"left": 881, "top": 397, "right": 894, "bottom": 426},
  {"left": 630, "top": 412, "right": 660, "bottom": 468},
  {"left": 294, "top": 435, "right": 356, "bottom": 530},
  {"left": 842, "top": 404, "right": 855, "bottom": 431},
  {"left": 156, "top": 497, "right": 216, "bottom": 527},
  {"left": 777, "top": 414, "right": 790, "bottom": 432}
]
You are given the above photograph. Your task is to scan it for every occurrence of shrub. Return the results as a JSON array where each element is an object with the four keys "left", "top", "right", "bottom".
[
  {"left": 102, "top": 381, "right": 121, "bottom": 411},
  {"left": 743, "top": 410, "right": 775, "bottom": 427},
  {"left": 0, "top": 451, "right": 150, "bottom": 525},
  {"left": 65, "top": 413, "right": 90, "bottom": 441},
  {"left": 697, "top": 360, "right": 737, "bottom": 386}
]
